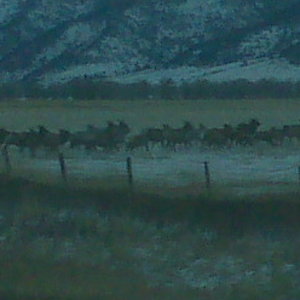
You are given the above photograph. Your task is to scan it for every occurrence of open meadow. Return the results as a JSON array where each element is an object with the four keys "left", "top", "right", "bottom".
[
  {"left": 1, "top": 98, "right": 300, "bottom": 299},
  {"left": 1, "top": 98, "right": 300, "bottom": 131},
  {"left": 1, "top": 98, "right": 300, "bottom": 196}
]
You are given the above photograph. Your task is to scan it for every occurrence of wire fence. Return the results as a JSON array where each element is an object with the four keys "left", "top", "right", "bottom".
[{"left": 2, "top": 147, "right": 300, "bottom": 197}]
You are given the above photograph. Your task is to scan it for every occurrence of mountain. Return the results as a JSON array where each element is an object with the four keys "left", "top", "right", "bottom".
[{"left": 1, "top": 0, "right": 300, "bottom": 86}]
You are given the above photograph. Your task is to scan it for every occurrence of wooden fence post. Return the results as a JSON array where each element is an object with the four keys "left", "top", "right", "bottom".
[
  {"left": 204, "top": 161, "right": 210, "bottom": 189},
  {"left": 2, "top": 146, "right": 11, "bottom": 175},
  {"left": 126, "top": 156, "right": 134, "bottom": 196},
  {"left": 58, "top": 152, "right": 67, "bottom": 183}
]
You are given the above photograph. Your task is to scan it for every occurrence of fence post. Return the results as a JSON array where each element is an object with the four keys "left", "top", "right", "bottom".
[
  {"left": 2, "top": 146, "right": 11, "bottom": 175},
  {"left": 58, "top": 152, "right": 67, "bottom": 183},
  {"left": 204, "top": 161, "right": 210, "bottom": 189},
  {"left": 126, "top": 156, "right": 134, "bottom": 196}
]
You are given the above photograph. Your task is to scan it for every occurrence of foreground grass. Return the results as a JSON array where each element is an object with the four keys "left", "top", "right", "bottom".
[
  {"left": 0, "top": 206, "right": 299, "bottom": 299},
  {"left": 1, "top": 174, "right": 300, "bottom": 233},
  {"left": 0, "top": 176, "right": 300, "bottom": 299},
  {"left": 0, "top": 259, "right": 159, "bottom": 300}
]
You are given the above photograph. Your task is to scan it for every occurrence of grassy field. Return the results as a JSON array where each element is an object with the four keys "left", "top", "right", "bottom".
[
  {"left": 1, "top": 98, "right": 300, "bottom": 131},
  {"left": 1, "top": 99, "right": 300, "bottom": 298},
  {"left": 0, "top": 177, "right": 300, "bottom": 299}
]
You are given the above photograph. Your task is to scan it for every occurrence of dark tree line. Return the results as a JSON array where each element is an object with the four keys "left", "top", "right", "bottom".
[{"left": 1, "top": 78, "right": 300, "bottom": 101}]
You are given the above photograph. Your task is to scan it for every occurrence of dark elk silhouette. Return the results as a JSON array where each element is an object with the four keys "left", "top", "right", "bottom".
[
  {"left": 70, "top": 121, "right": 130, "bottom": 151},
  {"left": 162, "top": 122, "right": 197, "bottom": 151},
  {"left": 1, "top": 126, "right": 70, "bottom": 157},
  {"left": 38, "top": 126, "right": 71, "bottom": 152},
  {"left": 202, "top": 124, "right": 234, "bottom": 148},
  {"left": 126, "top": 133, "right": 150, "bottom": 151},
  {"left": 3, "top": 118, "right": 300, "bottom": 155},
  {"left": 232, "top": 119, "right": 261, "bottom": 146}
]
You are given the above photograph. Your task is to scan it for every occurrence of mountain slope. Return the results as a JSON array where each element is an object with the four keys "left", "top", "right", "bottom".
[{"left": 0, "top": 0, "right": 300, "bottom": 85}]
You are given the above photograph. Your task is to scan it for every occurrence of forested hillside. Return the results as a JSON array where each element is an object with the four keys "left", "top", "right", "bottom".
[{"left": 0, "top": 0, "right": 300, "bottom": 92}]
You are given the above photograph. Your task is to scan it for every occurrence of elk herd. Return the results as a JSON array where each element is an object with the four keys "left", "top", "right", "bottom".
[{"left": 0, "top": 119, "right": 300, "bottom": 157}]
